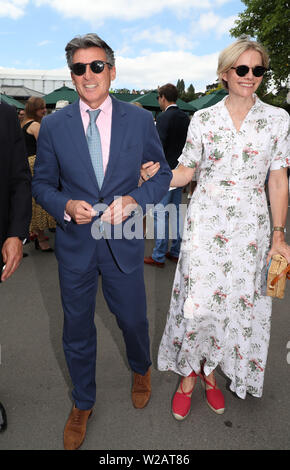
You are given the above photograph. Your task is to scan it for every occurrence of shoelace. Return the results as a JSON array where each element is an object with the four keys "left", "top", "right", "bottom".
[
  {"left": 72, "top": 410, "right": 83, "bottom": 425},
  {"left": 136, "top": 375, "right": 143, "bottom": 385}
]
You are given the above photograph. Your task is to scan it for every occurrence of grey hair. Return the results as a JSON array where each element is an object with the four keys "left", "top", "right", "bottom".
[{"left": 65, "top": 33, "right": 115, "bottom": 70}]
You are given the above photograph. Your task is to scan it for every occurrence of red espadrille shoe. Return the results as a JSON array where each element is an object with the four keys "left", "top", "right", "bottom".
[
  {"left": 172, "top": 371, "right": 197, "bottom": 421},
  {"left": 199, "top": 372, "right": 225, "bottom": 414}
]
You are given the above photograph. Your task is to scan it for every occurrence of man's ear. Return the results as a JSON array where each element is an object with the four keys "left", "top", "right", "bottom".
[{"left": 110, "top": 66, "right": 116, "bottom": 82}]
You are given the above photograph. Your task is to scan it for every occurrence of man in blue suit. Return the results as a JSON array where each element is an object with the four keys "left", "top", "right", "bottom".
[{"left": 32, "top": 33, "right": 171, "bottom": 450}]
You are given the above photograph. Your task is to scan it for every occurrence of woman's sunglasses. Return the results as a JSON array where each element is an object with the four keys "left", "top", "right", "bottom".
[
  {"left": 231, "top": 65, "right": 267, "bottom": 77},
  {"left": 71, "top": 60, "right": 111, "bottom": 76}
]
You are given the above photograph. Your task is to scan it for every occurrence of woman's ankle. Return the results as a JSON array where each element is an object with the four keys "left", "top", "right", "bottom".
[
  {"left": 178, "top": 376, "right": 195, "bottom": 394},
  {"left": 204, "top": 371, "right": 218, "bottom": 389}
]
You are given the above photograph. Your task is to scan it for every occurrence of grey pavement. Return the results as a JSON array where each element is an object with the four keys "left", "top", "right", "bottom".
[{"left": 0, "top": 210, "right": 290, "bottom": 451}]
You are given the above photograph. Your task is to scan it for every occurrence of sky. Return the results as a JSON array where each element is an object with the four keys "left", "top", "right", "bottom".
[{"left": 0, "top": 0, "right": 246, "bottom": 93}]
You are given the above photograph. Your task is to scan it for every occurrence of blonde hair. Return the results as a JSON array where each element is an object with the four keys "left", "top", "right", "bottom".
[{"left": 217, "top": 36, "right": 269, "bottom": 89}]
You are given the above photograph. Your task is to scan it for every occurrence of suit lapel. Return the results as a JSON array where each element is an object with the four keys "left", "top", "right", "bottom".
[
  {"left": 102, "top": 96, "right": 127, "bottom": 188},
  {"left": 65, "top": 99, "right": 99, "bottom": 190}
]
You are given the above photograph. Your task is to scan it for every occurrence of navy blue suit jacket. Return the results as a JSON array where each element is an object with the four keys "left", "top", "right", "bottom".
[
  {"left": 0, "top": 102, "right": 31, "bottom": 266},
  {"left": 156, "top": 106, "right": 190, "bottom": 169},
  {"left": 32, "top": 96, "right": 172, "bottom": 273}
]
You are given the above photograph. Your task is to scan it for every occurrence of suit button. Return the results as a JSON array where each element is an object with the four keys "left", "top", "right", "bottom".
[{"left": 99, "top": 197, "right": 104, "bottom": 203}]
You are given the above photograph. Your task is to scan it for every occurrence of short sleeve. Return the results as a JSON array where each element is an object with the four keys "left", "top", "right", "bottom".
[
  {"left": 270, "top": 111, "right": 290, "bottom": 170},
  {"left": 178, "top": 112, "right": 203, "bottom": 169}
]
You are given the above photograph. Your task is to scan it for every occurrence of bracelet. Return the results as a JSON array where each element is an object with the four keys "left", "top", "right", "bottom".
[{"left": 273, "top": 226, "right": 286, "bottom": 233}]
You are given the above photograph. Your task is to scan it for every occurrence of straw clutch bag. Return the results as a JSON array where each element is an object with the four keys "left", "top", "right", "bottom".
[{"left": 266, "top": 254, "right": 290, "bottom": 299}]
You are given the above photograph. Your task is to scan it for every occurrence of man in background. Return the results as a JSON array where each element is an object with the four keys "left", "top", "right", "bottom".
[
  {"left": 144, "top": 83, "right": 190, "bottom": 267},
  {"left": 0, "top": 100, "right": 32, "bottom": 432}
]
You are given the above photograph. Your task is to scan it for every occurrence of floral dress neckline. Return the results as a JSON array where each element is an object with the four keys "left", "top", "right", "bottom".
[{"left": 222, "top": 93, "right": 260, "bottom": 134}]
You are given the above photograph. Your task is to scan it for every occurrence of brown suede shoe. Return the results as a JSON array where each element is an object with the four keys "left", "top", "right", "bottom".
[
  {"left": 63, "top": 405, "right": 92, "bottom": 450},
  {"left": 132, "top": 368, "right": 151, "bottom": 409}
]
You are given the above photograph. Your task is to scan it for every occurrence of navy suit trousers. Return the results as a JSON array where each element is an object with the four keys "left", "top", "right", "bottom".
[{"left": 58, "top": 238, "right": 151, "bottom": 410}]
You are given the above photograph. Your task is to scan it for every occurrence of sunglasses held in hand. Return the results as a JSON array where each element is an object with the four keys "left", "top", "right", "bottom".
[
  {"left": 71, "top": 60, "right": 112, "bottom": 76},
  {"left": 230, "top": 65, "right": 267, "bottom": 77}
]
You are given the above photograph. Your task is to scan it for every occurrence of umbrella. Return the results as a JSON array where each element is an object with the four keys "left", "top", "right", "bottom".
[
  {"left": 44, "top": 85, "right": 78, "bottom": 105},
  {"left": 0, "top": 93, "right": 25, "bottom": 109},
  {"left": 189, "top": 88, "right": 228, "bottom": 110}
]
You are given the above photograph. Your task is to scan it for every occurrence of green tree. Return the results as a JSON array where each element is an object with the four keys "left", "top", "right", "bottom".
[
  {"left": 206, "top": 82, "right": 223, "bottom": 95},
  {"left": 176, "top": 79, "right": 185, "bottom": 99},
  {"left": 176, "top": 81, "right": 198, "bottom": 102},
  {"left": 185, "top": 84, "right": 196, "bottom": 102},
  {"left": 230, "top": 0, "right": 290, "bottom": 87},
  {"left": 262, "top": 86, "right": 290, "bottom": 113},
  {"left": 113, "top": 88, "right": 131, "bottom": 94}
]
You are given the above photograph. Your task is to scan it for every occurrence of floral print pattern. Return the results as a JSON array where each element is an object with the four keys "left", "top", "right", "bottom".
[{"left": 158, "top": 96, "right": 289, "bottom": 399}]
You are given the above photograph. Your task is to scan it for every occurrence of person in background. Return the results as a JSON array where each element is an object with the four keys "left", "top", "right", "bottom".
[
  {"left": 21, "top": 97, "right": 55, "bottom": 252},
  {"left": 17, "top": 109, "right": 25, "bottom": 123},
  {"left": 144, "top": 84, "right": 190, "bottom": 267},
  {"left": 158, "top": 37, "right": 290, "bottom": 420},
  {"left": 0, "top": 100, "right": 32, "bottom": 432}
]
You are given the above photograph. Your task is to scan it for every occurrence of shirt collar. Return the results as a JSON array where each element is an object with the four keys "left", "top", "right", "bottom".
[
  {"left": 79, "top": 94, "right": 112, "bottom": 115},
  {"left": 165, "top": 104, "right": 178, "bottom": 111}
]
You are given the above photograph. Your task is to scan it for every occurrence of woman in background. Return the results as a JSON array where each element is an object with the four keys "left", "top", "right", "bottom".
[{"left": 21, "top": 97, "right": 55, "bottom": 252}]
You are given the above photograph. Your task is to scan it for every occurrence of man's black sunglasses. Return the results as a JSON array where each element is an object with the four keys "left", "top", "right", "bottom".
[
  {"left": 231, "top": 65, "right": 267, "bottom": 77},
  {"left": 71, "top": 60, "right": 111, "bottom": 76}
]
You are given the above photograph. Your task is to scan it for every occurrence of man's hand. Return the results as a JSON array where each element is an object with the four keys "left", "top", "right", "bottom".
[
  {"left": 66, "top": 200, "right": 96, "bottom": 224},
  {"left": 1, "top": 237, "right": 23, "bottom": 282},
  {"left": 101, "top": 196, "right": 138, "bottom": 225}
]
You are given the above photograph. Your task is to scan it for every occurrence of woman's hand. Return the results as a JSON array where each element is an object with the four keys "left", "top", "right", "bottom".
[
  {"left": 267, "top": 235, "right": 290, "bottom": 265},
  {"left": 140, "top": 161, "right": 160, "bottom": 183},
  {"left": 267, "top": 168, "right": 290, "bottom": 264}
]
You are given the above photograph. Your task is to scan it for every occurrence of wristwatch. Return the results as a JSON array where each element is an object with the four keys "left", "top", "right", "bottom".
[{"left": 273, "top": 226, "right": 286, "bottom": 234}]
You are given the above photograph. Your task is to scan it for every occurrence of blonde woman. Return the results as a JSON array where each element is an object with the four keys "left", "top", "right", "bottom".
[
  {"left": 157, "top": 37, "right": 290, "bottom": 418},
  {"left": 22, "top": 97, "right": 55, "bottom": 252}
]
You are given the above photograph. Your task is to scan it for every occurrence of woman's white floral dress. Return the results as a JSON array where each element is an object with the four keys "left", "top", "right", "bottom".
[{"left": 158, "top": 96, "right": 290, "bottom": 399}]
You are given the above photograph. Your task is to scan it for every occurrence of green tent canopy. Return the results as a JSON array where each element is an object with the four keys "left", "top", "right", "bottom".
[
  {"left": 131, "top": 91, "right": 159, "bottom": 109},
  {"left": 44, "top": 85, "right": 78, "bottom": 105},
  {"left": 0, "top": 93, "right": 25, "bottom": 109},
  {"left": 189, "top": 88, "right": 228, "bottom": 110},
  {"left": 110, "top": 92, "right": 142, "bottom": 102},
  {"left": 131, "top": 91, "right": 196, "bottom": 113},
  {"left": 176, "top": 98, "right": 197, "bottom": 112}
]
